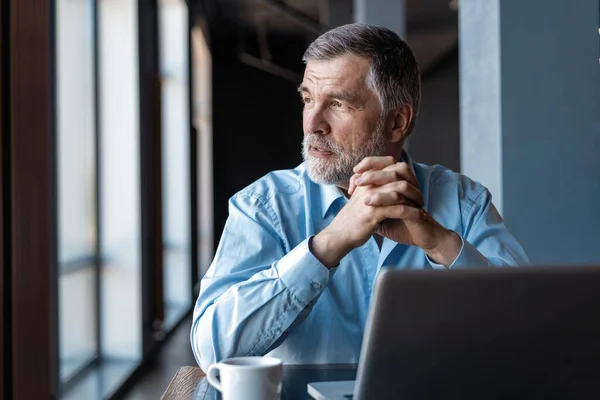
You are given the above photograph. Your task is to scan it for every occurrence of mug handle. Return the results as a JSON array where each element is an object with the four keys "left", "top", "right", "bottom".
[{"left": 206, "top": 363, "right": 223, "bottom": 392}]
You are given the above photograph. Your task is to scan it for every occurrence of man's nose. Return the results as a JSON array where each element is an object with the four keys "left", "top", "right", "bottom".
[{"left": 304, "top": 107, "right": 330, "bottom": 136}]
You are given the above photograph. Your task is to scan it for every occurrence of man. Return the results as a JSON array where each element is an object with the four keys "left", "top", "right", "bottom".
[{"left": 191, "top": 24, "right": 528, "bottom": 370}]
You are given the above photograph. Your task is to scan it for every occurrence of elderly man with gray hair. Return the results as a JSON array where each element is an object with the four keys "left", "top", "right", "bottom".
[{"left": 191, "top": 23, "right": 528, "bottom": 370}]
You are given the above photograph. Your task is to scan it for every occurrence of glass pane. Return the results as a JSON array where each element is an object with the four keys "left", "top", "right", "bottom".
[
  {"left": 55, "top": 0, "right": 98, "bottom": 383},
  {"left": 56, "top": 0, "right": 96, "bottom": 263},
  {"left": 191, "top": 26, "right": 214, "bottom": 278},
  {"left": 159, "top": 0, "right": 192, "bottom": 328},
  {"left": 98, "top": 0, "right": 142, "bottom": 360},
  {"left": 59, "top": 267, "right": 97, "bottom": 382}
]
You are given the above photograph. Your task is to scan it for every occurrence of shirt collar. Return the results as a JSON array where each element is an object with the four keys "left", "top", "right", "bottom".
[
  {"left": 319, "top": 183, "right": 345, "bottom": 218},
  {"left": 316, "top": 150, "right": 422, "bottom": 219}
]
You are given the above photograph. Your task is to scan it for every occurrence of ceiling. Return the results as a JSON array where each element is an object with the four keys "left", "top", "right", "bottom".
[{"left": 193, "top": 0, "right": 458, "bottom": 79}]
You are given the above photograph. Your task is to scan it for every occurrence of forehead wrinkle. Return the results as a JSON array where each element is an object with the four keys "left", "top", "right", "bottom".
[{"left": 301, "top": 73, "right": 363, "bottom": 96}]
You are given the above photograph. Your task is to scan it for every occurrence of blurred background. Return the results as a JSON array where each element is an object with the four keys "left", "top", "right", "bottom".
[{"left": 1, "top": 0, "right": 599, "bottom": 398}]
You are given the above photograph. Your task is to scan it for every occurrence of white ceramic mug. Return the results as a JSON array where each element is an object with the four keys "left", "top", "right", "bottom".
[{"left": 206, "top": 356, "right": 283, "bottom": 400}]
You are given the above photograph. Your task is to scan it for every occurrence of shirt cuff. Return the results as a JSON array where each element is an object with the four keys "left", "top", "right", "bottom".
[
  {"left": 426, "top": 236, "right": 489, "bottom": 269},
  {"left": 274, "top": 237, "right": 332, "bottom": 305}
]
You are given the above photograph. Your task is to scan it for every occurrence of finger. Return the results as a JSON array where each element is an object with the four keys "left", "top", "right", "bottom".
[
  {"left": 365, "top": 192, "right": 412, "bottom": 207},
  {"left": 366, "top": 181, "right": 423, "bottom": 208},
  {"left": 355, "top": 162, "right": 418, "bottom": 189},
  {"left": 355, "top": 170, "right": 398, "bottom": 187},
  {"left": 381, "top": 204, "right": 426, "bottom": 222},
  {"left": 348, "top": 173, "right": 361, "bottom": 196},
  {"left": 386, "top": 180, "right": 423, "bottom": 207},
  {"left": 382, "top": 162, "right": 418, "bottom": 188},
  {"left": 353, "top": 156, "right": 396, "bottom": 174}
]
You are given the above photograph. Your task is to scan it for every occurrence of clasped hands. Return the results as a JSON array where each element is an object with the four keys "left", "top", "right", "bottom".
[{"left": 311, "top": 156, "right": 462, "bottom": 268}]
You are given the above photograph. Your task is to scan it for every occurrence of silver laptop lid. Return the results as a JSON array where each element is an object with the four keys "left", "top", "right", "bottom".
[{"left": 353, "top": 266, "right": 600, "bottom": 400}]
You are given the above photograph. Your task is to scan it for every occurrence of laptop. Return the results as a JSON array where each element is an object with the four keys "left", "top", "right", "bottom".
[{"left": 308, "top": 266, "right": 600, "bottom": 399}]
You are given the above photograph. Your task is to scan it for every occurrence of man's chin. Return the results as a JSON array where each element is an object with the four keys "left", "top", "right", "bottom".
[{"left": 305, "top": 163, "right": 350, "bottom": 186}]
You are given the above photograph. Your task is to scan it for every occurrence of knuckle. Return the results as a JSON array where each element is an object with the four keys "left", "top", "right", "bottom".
[
  {"left": 363, "top": 156, "right": 375, "bottom": 163},
  {"left": 355, "top": 158, "right": 367, "bottom": 169}
]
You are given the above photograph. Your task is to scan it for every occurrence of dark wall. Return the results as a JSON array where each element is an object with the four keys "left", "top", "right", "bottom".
[
  {"left": 408, "top": 49, "right": 460, "bottom": 172},
  {"left": 212, "top": 60, "right": 304, "bottom": 242}
]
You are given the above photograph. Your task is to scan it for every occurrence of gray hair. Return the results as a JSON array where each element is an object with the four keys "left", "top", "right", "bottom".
[{"left": 303, "top": 23, "right": 421, "bottom": 134}]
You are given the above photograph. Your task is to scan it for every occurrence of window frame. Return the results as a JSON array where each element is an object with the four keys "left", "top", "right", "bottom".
[{"left": 4, "top": 0, "right": 56, "bottom": 398}]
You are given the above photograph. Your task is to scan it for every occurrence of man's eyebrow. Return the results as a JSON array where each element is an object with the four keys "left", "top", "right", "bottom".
[
  {"left": 297, "top": 85, "right": 363, "bottom": 106},
  {"left": 328, "top": 90, "right": 363, "bottom": 106}
]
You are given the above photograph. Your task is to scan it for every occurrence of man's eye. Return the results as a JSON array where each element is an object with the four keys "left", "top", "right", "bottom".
[
  {"left": 302, "top": 97, "right": 312, "bottom": 104},
  {"left": 331, "top": 101, "right": 343, "bottom": 108}
]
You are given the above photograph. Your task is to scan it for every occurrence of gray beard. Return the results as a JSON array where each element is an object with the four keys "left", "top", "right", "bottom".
[{"left": 302, "top": 119, "right": 388, "bottom": 186}]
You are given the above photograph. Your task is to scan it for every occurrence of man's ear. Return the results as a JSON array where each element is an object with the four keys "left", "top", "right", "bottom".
[{"left": 389, "top": 104, "right": 413, "bottom": 143}]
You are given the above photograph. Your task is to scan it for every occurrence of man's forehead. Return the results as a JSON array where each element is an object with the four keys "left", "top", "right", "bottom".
[{"left": 302, "top": 55, "right": 371, "bottom": 89}]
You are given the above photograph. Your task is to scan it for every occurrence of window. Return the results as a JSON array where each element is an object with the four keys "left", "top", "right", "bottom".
[
  {"left": 98, "top": 0, "right": 142, "bottom": 362},
  {"left": 57, "top": 0, "right": 143, "bottom": 395},
  {"left": 54, "top": 0, "right": 198, "bottom": 397},
  {"left": 191, "top": 24, "right": 214, "bottom": 277},
  {"left": 159, "top": 0, "right": 192, "bottom": 328},
  {"left": 56, "top": 0, "right": 98, "bottom": 383}
]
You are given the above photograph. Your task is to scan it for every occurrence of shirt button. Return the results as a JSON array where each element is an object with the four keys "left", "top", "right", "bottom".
[{"left": 311, "top": 282, "right": 322, "bottom": 290}]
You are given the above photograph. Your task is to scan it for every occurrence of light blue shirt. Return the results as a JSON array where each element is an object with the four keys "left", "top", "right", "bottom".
[{"left": 191, "top": 154, "right": 528, "bottom": 370}]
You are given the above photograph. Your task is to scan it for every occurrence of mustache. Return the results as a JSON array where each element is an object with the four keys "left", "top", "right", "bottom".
[{"left": 304, "top": 135, "right": 339, "bottom": 154}]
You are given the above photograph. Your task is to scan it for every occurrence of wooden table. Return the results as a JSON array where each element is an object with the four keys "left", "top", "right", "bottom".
[
  {"left": 161, "top": 364, "right": 358, "bottom": 399},
  {"left": 162, "top": 366, "right": 208, "bottom": 399}
]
